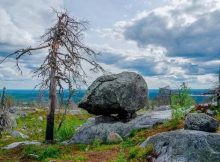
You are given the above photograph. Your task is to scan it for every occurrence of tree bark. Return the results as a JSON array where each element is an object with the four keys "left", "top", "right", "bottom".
[
  {"left": 0, "top": 87, "right": 6, "bottom": 111},
  {"left": 45, "top": 42, "right": 59, "bottom": 143},
  {"left": 45, "top": 67, "right": 57, "bottom": 143}
]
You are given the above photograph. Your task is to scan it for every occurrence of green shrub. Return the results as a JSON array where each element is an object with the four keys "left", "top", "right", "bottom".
[
  {"left": 55, "top": 115, "right": 86, "bottom": 142},
  {"left": 91, "top": 138, "right": 102, "bottom": 148},
  {"left": 128, "top": 144, "right": 154, "bottom": 161},
  {"left": 78, "top": 144, "right": 89, "bottom": 151},
  {"left": 163, "top": 118, "right": 181, "bottom": 129},
  {"left": 23, "top": 145, "right": 60, "bottom": 161},
  {"left": 121, "top": 138, "right": 134, "bottom": 148},
  {"left": 40, "top": 146, "right": 60, "bottom": 160},
  {"left": 56, "top": 124, "right": 74, "bottom": 142},
  {"left": 129, "top": 129, "right": 138, "bottom": 138},
  {"left": 171, "top": 82, "right": 195, "bottom": 120}
]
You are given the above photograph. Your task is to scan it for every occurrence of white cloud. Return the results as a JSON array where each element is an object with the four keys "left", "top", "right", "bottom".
[
  {"left": 123, "top": 0, "right": 220, "bottom": 60},
  {"left": 0, "top": 0, "right": 64, "bottom": 88},
  {"left": 0, "top": 8, "right": 33, "bottom": 46},
  {"left": 0, "top": 0, "right": 64, "bottom": 48},
  {"left": 0, "top": 0, "right": 219, "bottom": 89}
]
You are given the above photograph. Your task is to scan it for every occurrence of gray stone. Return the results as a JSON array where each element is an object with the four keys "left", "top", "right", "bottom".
[
  {"left": 66, "top": 110, "right": 171, "bottom": 144},
  {"left": 9, "top": 107, "right": 16, "bottom": 113},
  {"left": 9, "top": 113, "right": 17, "bottom": 129},
  {"left": 185, "top": 113, "right": 219, "bottom": 132},
  {"left": 26, "top": 154, "right": 39, "bottom": 160},
  {"left": 140, "top": 130, "right": 220, "bottom": 162},
  {"left": 3, "top": 141, "right": 41, "bottom": 149},
  {"left": 0, "top": 112, "right": 16, "bottom": 132},
  {"left": 78, "top": 72, "right": 148, "bottom": 119},
  {"left": 69, "top": 109, "right": 82, "bottom": 115},
  {"left": 19, "top": 111, "right": 27, "bottom": 118},
  {"left": 207, "top": 109, "right": 215, "bottom": 116},
  {"left": 11, "top": 130, "right": 29, "bottom": 139},
  {"left": 153, "top": 105, "right": 170, "bottom": 111},
  {"left": 107, "top": 132, "right": 123, "bottom": 144}
]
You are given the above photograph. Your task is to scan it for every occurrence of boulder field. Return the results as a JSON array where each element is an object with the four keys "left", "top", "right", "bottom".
[{"left": 140, "top": 113, "right": 220, "bottom": 162}]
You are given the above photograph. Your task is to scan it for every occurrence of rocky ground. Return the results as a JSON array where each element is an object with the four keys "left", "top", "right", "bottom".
[
  {"left": 65, "top": 109, "right": 171, "bottom": 144},
  {"left": 0, "top": 72, "right": 219, "bottom": 162},
  {"left": 0, "top": 106, "right": 173, "bottom": 161},
  {"left": 0, "top": 105, "right": 219, "bottom": 162}
]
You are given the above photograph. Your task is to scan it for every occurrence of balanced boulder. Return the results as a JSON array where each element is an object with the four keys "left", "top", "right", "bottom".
[
  {"left": 79, "top": 72, "right": 148, "bottom": 119},
  {"left": 185, "top": 113, "right": 219, "bottom": 132}
]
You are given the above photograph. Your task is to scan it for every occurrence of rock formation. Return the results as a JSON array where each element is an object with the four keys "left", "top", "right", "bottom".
[
  {"left": 185, "top": 113, "right": 219, "bottom": 132},
  {"left": 141, "top": 130, "right": 220, "bottom": 162},
  {"left": 65, "top": 110, "right": 171, "bottom": 144},
  {"left": 79, "top": 72, "right": 148, "bottom": 120}
]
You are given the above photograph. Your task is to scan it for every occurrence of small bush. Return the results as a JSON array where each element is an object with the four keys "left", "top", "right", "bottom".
[
  {"left": 56, "top": 125, "right": 74, "bottom": 142},
  {"left": 121, "top": 138, "right": 134, "bottom": 148},
  {"left": 128, "top": 144, "right": 154, "bottom": 161},
  {"left": 129, "top": 129, "right": 138, "bottom": 138},
  {"left": 40, "top": 146, "right": 60, "bottom": 160},
  {"left": 171, "top": 83, "right": 195, "bottom": 120},
  {"left": 163, "top": 119, "right": 182, "bottom": 130},
  {"left": 78, "top": 144, "right": 89, "bottom": 151},
  {"left": 91, "top": 138, "right": 102, "bottom": 148},
  {"left": 55, "top": 114, "right": 88, "bottom": 142},
  {"left": 23, "top": 145, "right": 60, "bottom": 161}
]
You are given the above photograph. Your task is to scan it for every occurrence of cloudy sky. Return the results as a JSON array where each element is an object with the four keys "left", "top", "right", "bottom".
[{"left": 0, "top": 0, "right": 219, "bottom": 89}]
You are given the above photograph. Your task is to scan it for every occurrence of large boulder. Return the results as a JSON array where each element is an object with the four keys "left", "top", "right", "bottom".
[
  {"left": 140, "top": 130, "right": 220, "bottom": 162},
  {"left": 79, "top": 72, "right": 148, "bottom": 119},
  {"left": 185, "top": 113, "right": 219, "bottom": 132},
  {"left": 65, "top": 110, "right": 171, "bottom": 144}
]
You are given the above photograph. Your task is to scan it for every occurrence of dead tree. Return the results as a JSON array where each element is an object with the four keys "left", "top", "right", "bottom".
[
  {"left": 0, "top": 11, "right": 104, "bottom": 143},
  {"left": 0, "top": 87, "right": 6, "bottom": 111},
  {"left": 0, "top": 87, "right": 11, "bottom": 137}
]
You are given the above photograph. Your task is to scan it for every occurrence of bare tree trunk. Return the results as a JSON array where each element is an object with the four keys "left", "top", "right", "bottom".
[
  {"left": 45, "top": 44, "right": 58, "bottom": 143},
  {"left": 0, "top": 87, "right": 6, "bottom": 111},
  {"left": 45, "top": 68, "right": 57, "bottom": 143}
]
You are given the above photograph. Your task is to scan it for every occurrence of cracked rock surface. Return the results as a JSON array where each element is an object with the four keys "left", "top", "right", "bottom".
[
  {"left": 78, "top": 72, "right": 148, "bottom": 117},
  {"left": 185, "top": 113, "right": 219, "bottom": 132},
  {"left": 140, "top": 130, "right": 220, "bottom": 162},
  {"left": 66, "top": 110, "right": 171, "bottom": 144}
]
